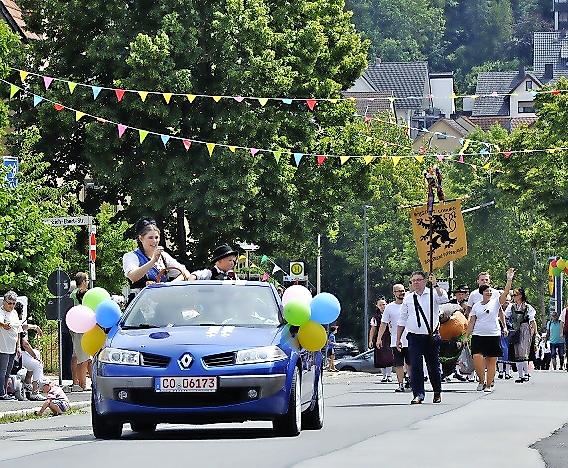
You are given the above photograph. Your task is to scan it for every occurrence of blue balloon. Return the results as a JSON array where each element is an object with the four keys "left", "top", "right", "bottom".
[
  {"left": 310, "top": 293, "right": 341, "bottom": 325},
  {"left": 95, "top": 299, "right": 122, "bottom": 328}
]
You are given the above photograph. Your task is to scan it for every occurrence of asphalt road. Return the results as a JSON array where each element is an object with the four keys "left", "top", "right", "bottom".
[{"left": 0, "top": 371, "right": 566, "bottom": 468}]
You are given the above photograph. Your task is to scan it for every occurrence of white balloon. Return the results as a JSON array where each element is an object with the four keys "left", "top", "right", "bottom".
[{"left": 282, "top": 285, "right": 312, "bottom": 306}]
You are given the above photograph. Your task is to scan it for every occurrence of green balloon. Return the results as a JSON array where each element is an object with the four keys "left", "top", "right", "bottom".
[
  {"left": 553, "top": 267, "right": 563, "bottom": 277},
  {"left": 283, "top": 300, "right": 311, "bottom": 326},
  {"left": 82, "top": 287, "right": 111, "bottom": 311}
]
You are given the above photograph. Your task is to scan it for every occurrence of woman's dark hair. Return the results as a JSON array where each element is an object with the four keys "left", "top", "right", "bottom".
[
  {"left": 514, "top": 287, "right": 527, "bottom": 303},
  {"left": 134, "top": 218, "right": 160, "bottom": 250},
  {"left": 478, "top": 284, "right": 490, "bottom": 294}
]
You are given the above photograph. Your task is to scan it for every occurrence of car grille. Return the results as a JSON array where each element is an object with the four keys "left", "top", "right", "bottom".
[
  {"left": 140, "top": 352, "right": 171, "bottom": 368},
  {"left": 125, "top": 388, "right": 257, "bottom": 408},
  {"left": 202, "top": 351, "right": 236, "bottom": 367}
]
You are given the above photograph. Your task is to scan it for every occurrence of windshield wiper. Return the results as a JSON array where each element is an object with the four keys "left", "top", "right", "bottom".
[{"left": 122, "top": 323, "right": 159, "bottom": 329}]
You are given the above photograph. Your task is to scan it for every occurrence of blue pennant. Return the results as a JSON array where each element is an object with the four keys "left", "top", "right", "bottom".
[
  {"left": 160, "top": 135, "right": 171, "bottom": 147},
  {"left": 32, "top": 95, "right": 43, "bottom": 107},
  {"left": 281, "top": 98, "right": 293, "bottom": 105},
  {"left": 293, "top": 152, "right": 303, "bottom": 166},
  {"left": 92, "top": 86, "right": 102, "bottom": 100}
]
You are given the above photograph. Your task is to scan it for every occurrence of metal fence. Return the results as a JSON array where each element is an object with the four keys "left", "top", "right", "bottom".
[{"left": 36, "top": 321, "right": 59, "bottom": 374}]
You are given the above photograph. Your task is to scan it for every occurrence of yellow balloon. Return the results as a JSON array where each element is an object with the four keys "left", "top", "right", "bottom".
[
  {"left": 238, "top": 255, "right": 247, "bottom": 262},
  {"left": 297, "top": 320, "right": 327, "bottom": 352},
  {"left": 81, "top": 325, "right": 107, "bottom": 356},
  {"left": 557, "top": 259, "right": 566, "bottom": 270}
]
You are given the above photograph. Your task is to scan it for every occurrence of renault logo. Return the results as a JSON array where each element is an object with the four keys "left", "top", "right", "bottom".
[{"left": 177, "top": 353, "right": 193, "bottom": 370}]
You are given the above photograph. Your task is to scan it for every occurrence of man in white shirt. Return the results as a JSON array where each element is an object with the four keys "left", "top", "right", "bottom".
[
  {"left": 397, "top": 271, "right": 448, "bottom": 404},
  {"left": 189, "top": 244, "right": 239, "bottom": 280},
  {"left": 377, "top": 284, "right": 409, "bottom": 392},
  {"left": 466, "top": 271, "right": 500, "bottom": 314}
]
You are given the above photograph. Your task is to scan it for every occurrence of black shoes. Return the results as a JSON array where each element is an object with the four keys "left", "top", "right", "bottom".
[
  {"left": 395, "top": 384, "right": 405, "bottom": 393},
  {"left": 433, "top": 393, "right": 442, "bottom": 403},
  {"left": 411, "top": 396, "right": 423, "bottom": 405}
]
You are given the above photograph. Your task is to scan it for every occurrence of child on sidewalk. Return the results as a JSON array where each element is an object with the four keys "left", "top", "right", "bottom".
[
  {"left": 34, "top": 379, "right": 70, "bottom": 416},
  {"left": 326, "top": 326, "right": 338, "bottom": 372}
]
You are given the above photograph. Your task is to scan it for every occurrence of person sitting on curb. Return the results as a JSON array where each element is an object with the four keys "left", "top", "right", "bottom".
[
  {"left": 34, "top": 379, "right": 70, "bottom": 416},
  {"left": 189, "top": 244, "right": 239, "bottom": 280}
]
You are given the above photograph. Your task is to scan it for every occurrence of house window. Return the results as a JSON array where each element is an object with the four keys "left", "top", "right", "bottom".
[
  {"left": 525, "top": 81, "right": 533, "bottom": 91},
  {"left": 518, "top": 101, "right": 535, "bottom": 113}
]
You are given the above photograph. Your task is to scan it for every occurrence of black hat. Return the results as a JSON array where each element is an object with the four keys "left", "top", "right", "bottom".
[
  {"left": 454, "top": 284, "right": 469, "bottom": 293},
  {"left": 211, "top": 244, "right": 238, "bottom": 263}
]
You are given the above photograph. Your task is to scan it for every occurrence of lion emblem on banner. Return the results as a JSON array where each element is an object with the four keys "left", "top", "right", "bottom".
[{"left": 417, "top": 214, "right": 457, "bottom": 252}]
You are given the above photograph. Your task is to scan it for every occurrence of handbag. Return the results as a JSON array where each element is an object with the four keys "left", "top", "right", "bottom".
[{"left": 458, "top": 345, "right": 474, "bottom": 375}]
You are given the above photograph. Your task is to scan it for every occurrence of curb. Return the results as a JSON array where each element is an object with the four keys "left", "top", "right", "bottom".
[{"left": 0, "top": 401, "right": 90, "bottom": 419}]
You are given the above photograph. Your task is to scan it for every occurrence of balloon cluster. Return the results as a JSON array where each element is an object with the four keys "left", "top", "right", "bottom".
[
  {"left": 550, "top": 258, "right": 568, "bottom": 277},
  {"left": 282, "top": 285, "right": 341, "bottom": 352},
  {"left": 65, "top": 287, "right": 122, "bottom": 356}
]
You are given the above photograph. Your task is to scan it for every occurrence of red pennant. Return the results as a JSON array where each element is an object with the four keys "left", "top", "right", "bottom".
[
  {"left": 552, "top": 89, "right": 561, "bottom": 96},
  {"left": 503, "top": 150, "right": 512, "bottom": 159},
  {"left": 182, "top": 139, "right": 192, "bottom": 151},
  {"left": 316, "top": 155, "right": 326, "bottom": 166},
  {"left": 306, "top": 99, "right": 317, "bottom": 111},
  {"left": 53, "top": 103, "right": 64, "bottom": 111},
  {"left": 114, "top": 89, "right": 125, "bottom": 102}
]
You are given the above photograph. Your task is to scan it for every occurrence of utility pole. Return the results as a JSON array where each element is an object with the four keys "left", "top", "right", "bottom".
[
  {"left": 317, "top": 234, "right": 321, "bottom": 294},
  {"left": 363, "top": 205, "right": 371, "bottom": 346}
]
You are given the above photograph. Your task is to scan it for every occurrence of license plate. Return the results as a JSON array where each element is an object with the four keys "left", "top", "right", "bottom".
[{"left": 155, "top": 377, "right": 218, "bottom": 392}]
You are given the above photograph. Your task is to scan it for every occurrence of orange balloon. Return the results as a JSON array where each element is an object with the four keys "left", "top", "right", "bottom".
[{"left": 440, "top": 311, "right": 468, "bottom": 341}]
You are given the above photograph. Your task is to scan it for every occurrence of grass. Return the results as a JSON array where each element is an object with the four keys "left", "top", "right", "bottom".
[{"left": 0, "top": 405, "right": 88, "bottom": 424}]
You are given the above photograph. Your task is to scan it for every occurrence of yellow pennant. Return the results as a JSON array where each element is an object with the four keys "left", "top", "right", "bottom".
[
  {"left": 67, "top": 82, "right": 77, "bottom": 94},
  {"left": 258, "top": 98, "right": 268, "bottom": 107},
  {"left": 139, "top": 130, "right": 149, "bottom": 143},
  {"left": 482, "top": 163, "right": 491, "bottom": 170},
  {"left": 75, "top": 111, "right": 86, "bottom": 121},
  {"left": 138, "top": 91, "right": 148, "bottom": 102},
  {"left": 392, "top": 156, "right": 401, "bottom": 166},
  {"left": 163, "top": 93, "right": 172, "bottom": 104},
  {"left": 414, "top": 155, "right": 425, "bottom": 163},
  {"left": 228, "top": 146, "right": 236, "bottom": 153},
  {"left": 186, "top": 94, "right": 197, "bottom": 103},
  {"left": 363, "top": 156, "right": 374, "bottom": 165},
  {"left": 207, "top": 143, "right": 216, "bottom": 156},
  {"left": 273, "top": 150, "right": 282, "bottom": 162},
  {"left": 212, "top": 95, "right": 222, "bottom": 103},
  {"left": 340, "top": 156, "right": 351, "bottom": 165},
  {"left": 546, "top": 148, "right": 558, "bottom": 154},
  {"left": 19, "top": 70, "right": 28, "bottom": 82},
  {"left": 9, "top": 84, "right": 19, "bottom": 98},
  {"left": 329, "top": 99, "right": 338, "bottom": 104}
]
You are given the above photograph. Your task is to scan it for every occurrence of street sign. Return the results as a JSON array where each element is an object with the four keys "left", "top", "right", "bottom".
[
  {"left": 289, "top": 262, "right": 305, "bottom": 279},
  {"left": 2, "top": 156, "right": 18, "bottom": 188},
  {"left": 47, "top": 270, "right": 71, "bottom": 297},
  {"left": 42, "top": 216, "right": 92, "bottom": 226},
  {"left": 284, "top": 275, "right": 307, "bottom": 282},
  {"left": 46, "top": 297, "right": 74, "bottom": 320}
]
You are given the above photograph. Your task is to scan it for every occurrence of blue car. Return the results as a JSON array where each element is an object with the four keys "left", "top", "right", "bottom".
[{"left": 91, "top": 280, "right": 324, "bottom": 438}]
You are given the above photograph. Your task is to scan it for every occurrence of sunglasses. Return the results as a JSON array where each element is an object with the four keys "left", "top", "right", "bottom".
[{"left": 394, "top": 290, "right": 405, "bottom": 293}]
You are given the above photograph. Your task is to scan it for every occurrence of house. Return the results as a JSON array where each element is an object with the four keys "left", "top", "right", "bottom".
[
  {"left": 553, "top": 0, "right": 568, "bottom": 31},
  {"left": 0, "top": 0, "right": 40, "bottom": 41},
  {"left": 345, "top": 61, "right": 455, "bottom": 137},
  {"left": 533, "top": 31, "right": 568, "bottom": 82},
  {"left": 412, "top": 116, "right": 476, "bottom": 153}
]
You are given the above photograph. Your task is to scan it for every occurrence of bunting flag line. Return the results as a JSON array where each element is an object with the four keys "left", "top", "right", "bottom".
[
  {"left": 1, "top": 79, "right": 519, "bottom": 171},
  {"left": 11, "top": 67, "right": 568, "bottom": 109}
]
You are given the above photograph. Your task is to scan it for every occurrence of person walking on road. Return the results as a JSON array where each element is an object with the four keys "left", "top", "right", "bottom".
[
  {"left": 466, "top": 272, "right": 500, "bottom": 315},
  {"left": 397, "top": 271, "right": 448, "bottom": 405},
  {"left": 546, "top": 312, "right": 565, "bottom": 370},
  {"left": 369, "top": 298, "right": 393, "bottom": 382},
  {"left": 465, "top": 268, "right": 513, "bottom": 393}
]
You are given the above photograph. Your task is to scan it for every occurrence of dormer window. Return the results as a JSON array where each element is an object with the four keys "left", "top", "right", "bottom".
[{"left": 526, "top": 81, "right": 533, "bottom": 91}]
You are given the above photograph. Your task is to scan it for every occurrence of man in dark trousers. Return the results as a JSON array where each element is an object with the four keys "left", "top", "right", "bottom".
[{"left": 397, "top": 271, "right": 448, "bottom": 404}]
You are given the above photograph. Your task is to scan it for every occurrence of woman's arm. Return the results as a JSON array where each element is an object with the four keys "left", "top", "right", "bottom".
[
  {"left": 124, "top": 249, "right": 163, "bottom": 283},
  {"left": 499, "top": 268, "right": 515, "bottom": 304},
  {"left": 466, "top": 314, "right": 477, "bottom": 337}
]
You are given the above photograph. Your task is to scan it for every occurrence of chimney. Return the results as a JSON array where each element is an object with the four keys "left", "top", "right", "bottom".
[
  {"left": 374, "top": 56, "right": 381, "bottom": 66},
  {"left": 545, "top": 63, "right": 554, "bottom": 79},
  {"left": 518, "top": 64, "right": 526, "bottom": 77}
]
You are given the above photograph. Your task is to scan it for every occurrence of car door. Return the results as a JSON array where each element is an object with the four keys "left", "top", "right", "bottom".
[
  {"left": 300, "top": 349, "right": 316, "bottom": 405},
  {"left": 361, "top": 351, "right": 376, "bottom": 373}
]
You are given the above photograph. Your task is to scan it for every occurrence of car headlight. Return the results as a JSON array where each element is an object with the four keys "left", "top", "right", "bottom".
[
  {"left": 235, "top": 346, "right": 287, "bottom": 365},
  {"left": 99, "top": 347, "right": 140, "bottom": 366}
]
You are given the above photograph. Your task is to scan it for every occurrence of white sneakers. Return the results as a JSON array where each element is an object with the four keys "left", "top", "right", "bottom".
[{"left": 476, "top": 382, "right": 485, "bottom": 391}]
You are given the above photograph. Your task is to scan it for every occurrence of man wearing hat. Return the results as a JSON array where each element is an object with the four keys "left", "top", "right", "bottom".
[
  {"left": 189, "top": 244, "right": 239, "bottom": 280},
  {"left": 450, "top": 284, "right": 470, "bottom": 311}
]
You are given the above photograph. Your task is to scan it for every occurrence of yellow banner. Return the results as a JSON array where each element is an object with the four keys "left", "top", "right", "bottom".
[
  {"left": 410, "top": 200, "right": 467, "bottom": 271},
  {"left": 549, "top": 263, "right": 554, "bottom": 296}
]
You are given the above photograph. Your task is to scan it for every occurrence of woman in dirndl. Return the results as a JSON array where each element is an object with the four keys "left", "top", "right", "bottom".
[{"left": 505, "top": 287, "right": 537, "bottom": 383}]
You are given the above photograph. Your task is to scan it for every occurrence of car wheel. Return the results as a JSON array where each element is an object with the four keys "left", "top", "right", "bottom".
[
  {"left": 273, "top": 367, "right": 301, "bottom": 437},
  {"left": 341, "top": 366, "right": 355, "bottom": 372},
  {"left": 91, "top": 394, "right": 123, "bottom": 439},
  {"left": 130, "top": 422, "right": 157, "bottom": 433},
  {"left": 302, "top": 370, "right": 324, "bottom": 430}
]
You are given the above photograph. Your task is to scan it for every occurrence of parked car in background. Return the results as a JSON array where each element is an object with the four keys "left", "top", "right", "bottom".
[
  {"left": 336, "top": 350, "right": 379, "bottom": 373},
  {"left": 333, "top": 338, "right": 360, "bottom": 359}
]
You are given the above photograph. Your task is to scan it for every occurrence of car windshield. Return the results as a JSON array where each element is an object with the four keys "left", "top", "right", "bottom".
[{"left": 123, "top": 284, "right": 281, "bottom": 328}]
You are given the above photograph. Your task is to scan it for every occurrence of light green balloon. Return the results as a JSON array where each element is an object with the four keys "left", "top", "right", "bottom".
[
  {"left": 283, "top": 300, "right": 311, "bottom": 326},
  {"left": 553, "top": 267, "right": 563, "bottom": 277},
  {"left": 82, "top": 287, "right": 111, "bottom": 311}
]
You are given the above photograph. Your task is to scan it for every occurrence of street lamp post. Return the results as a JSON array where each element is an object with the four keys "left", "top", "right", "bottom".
[
  {"left": 237, "top": 241, "right": 259, "bottom": 280},
  {"left": 363, "top": 205, "right": 372, "bottom": 346}
]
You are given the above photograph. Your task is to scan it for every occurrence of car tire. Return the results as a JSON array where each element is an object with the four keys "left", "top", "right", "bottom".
[
  {"left": 341, "top": 366, "right": 355, "bottom": 372},
  {"left": 273, "top": 367, "right": 301, "bottom": 437},
  {"left": 302, "top": 370, "right": 324, "bottom": 430},
  {"left": 130, "top": 422, "right": 157, "bottom": 433},
  {"left": 91, "top": 394, "right": 123, "bottom": 439}
]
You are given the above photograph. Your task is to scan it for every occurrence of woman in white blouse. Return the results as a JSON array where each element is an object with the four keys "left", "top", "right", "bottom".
[{"left": 0, "top": 291, "right": 22, "bottom": 400}]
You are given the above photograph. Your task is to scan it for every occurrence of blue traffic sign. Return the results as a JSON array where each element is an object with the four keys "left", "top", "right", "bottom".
[{"left": 2, "top": 156, "right": 18, "bottom": 188}]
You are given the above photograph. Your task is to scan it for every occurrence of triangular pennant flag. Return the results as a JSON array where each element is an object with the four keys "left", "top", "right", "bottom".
[
  {"left": 329, "top": 99, "right": 338, "bottom": 104},
  {"left": 258, "top": 97, "right": 268, "bottom": 107},
  {"left": 117, "top": 124, "right": 127, "bottom": 138},
  {"left": 75, "top": 111, "right": 86, "bottom": 121},
  {"left": 234, "top": 96, "right": 244, "bottom": 102},
  {"left": 138, "top": 129, "right": 149, "bottom": 143},
  {"left": 182, "top": 139, "right": 192, "bottom": 151},
  {"left": 160, "top": 135, "right": 170, "bottom": 147},
  {"left": 392, "top": 156, "right": 401, "bottom": 166},
  {"left": 250, "top": 148, "right": 259, "bottom": 156},
  {"left": 436, "top": 154, "right": 445, "bottom": 161},
  {"left": 281, "top": 98, "right": 292, "bottom": 105},
  {"left": 503, "top": 150, "right": 512, "bottom": 159},
  {"left": 340, "top": 156, "right": 351, "bottom": 165},
  {"left": 293, "top": 153, "right": 303, "bottom": 166},
  {"left": 67, "top": 82, "right": 77, "bottom": 94},
  {"left": 9, "top": 84, "right": 20, "bottom": 98},
  {"left": 114, "top": 88, "right": 125, "bottom": 102},
  {"left": 53, "top": 103, "right": 64, "bottom": 111},
  {"left": 212, "top": 95, "right": 222, "bottom": 102},
  {"left": 206, "top": 143, "right": 216, "bottom": 156},
  {"left": 316, "top": 155, "right": 326, "bottom": 166},
  {"left": 479, "top": 148, "right": 489, "bottom": 155},
  {"left": 458, "top": 155, "right": 464, "bottom": 163},
  {"left": 414, "top": 155, "right": 425, "bottom": 163},
  {"left": 261, "top": 255, "right": 269, "bottom": 264},
  {"left": 43, "top": 76, "right": 53, "bottom": 89},
  {"left": 19, "top": 70, "right": 28, "bottom": 82},
  {"left": 186, "top": 94, "right": 196, "bottom": 103},
  {"left": 138, "top": 91, "right": 148, "bottom": 102},
  {"left": 32, "top": 95, "right": 43, "bottom": 107},
  {"left": 228, "top": 146, "right": 237, "bottom": 153},
  {"left": 362, "top": 156, "right": 374, "bottom": 165},
  {"left": 552, "top": 89, "right": 561, "bottom": 96},
  {"left": 546, "top": 148, "right": 558, "bottom": 154},
  {"left": 273, "top": 150, "right": 282, "bottom": 162},
  {"left": 92, "top": 86, "right": 102, "bottom": 100},
  {"left": 306, "top": 99, "right": 317, "bottom": 111},
  {"left": 272, "top": 265, "right": 282, "bottom": 274},
  {"left": 163, "top": 93, "right": 173, "bottom": 104},
  {"left": 482, "top": 163, "right": 491, "bottom": 170}
]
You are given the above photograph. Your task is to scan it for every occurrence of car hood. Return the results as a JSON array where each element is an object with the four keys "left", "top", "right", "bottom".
[{"left": 109, "top": 325, "right": 281, "bottom": 352}]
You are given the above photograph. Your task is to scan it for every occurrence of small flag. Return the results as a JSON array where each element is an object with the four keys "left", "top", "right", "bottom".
[
  {"left": 43, "top": 76, "right": 54, "bottom": 89},
  {"left": 272, "top": 265, "right": 282, "bottom": 274},
  {"left": 228, "top": 146, "right": 237, "bottom": 153},
  {"left": 258, "top": 97, "right": 268, "bottom": 107},
  {"left": 340, "top": 156, "right": 350, "bottom": 165},
  {"left": 160, "top": 135, "right": 170, "bottom": 147},
  {"left": 182, "top": 139, "right": 192, "bottom": 151},
  {"left": 117, "top": 124, "right": 127, "bottom": 138},
  {"left": 9, "top": 84, "right": 20, "bottom": 98},
  {"left": 139, "top": 130, "right": 149, "bottom": 143},
  {"left": 207, "top": 143, "right": 215, "bottom": 156},
  {"left": 186, "top": 94, "right": 196, "bottom": 103},
  {"left": 163, "top": 93, "right": 173, "bottom": 104},
  {"left": 138, "top": 91, "right": 148, "bottom": 102},
  {"left": 67, "top": 82, "right": 77, "bottom": 94},
  {"left": 32, "top": 95, "right": 43, "bottom": 107},
  {"left": 92, "top": 86, "right": 102, "bottom": 100},
  {"left": 281, "top": 98, "right": 292, "bottom": 105},
  {"left": 75, "top": 111, "right": 86, "bottom": 121},
  {"left": 115, "top": 89, "right": 125, "bottom": 102},
  {"left": 415, "top": 155, "right": 425, "bottom": 163},
  {"left": 53, "top": 103, "right": 64, "bottom": 111},
  {"left": 316, "top": 155, "right": 326, "bottom": 166},
  {"left": 250, "top": 148, "right": 259, "bottom": 156},
  {"left": 392, "top": 156, "right": 401, "bottom": 166},
  {"left": 19, "top": 70, "right": 28, "bottom": 82},
  {"left": 293, "top": 153, "right": 303, "bottom": 166},
  {"left": 234, "top": 96, "right": 244, "bottom": 102},
  {"left": 212, "top": 95, "right": 222, "bottom": 102},
  {"left": 306, "top": 99, "right": 317, "bottom": 110},
  {"left": 363, "top": 156, "right": 374, "bottom": 165},
  {"left": 273, "top": 150, "right": 282, "bottom": 162}
]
